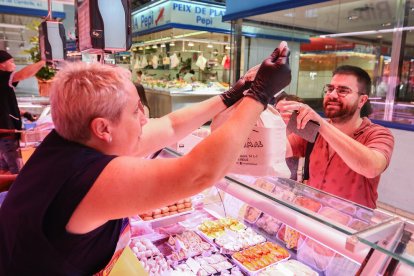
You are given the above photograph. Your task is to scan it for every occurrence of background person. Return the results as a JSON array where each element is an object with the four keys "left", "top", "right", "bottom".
[
  {"left": 183, "top": 69, "right": 196, "bottom": 83},
  {"left": 277, "top": 65, "right": 394, "bottom": 208},
  {"left": 135, "top": 70, "right": 144, "bottom": 84},
  {"left": 0, "top": 43, "right": 291, "bottom": 274},
  {"left": 0, "top": 50, "right": 45, "bottom": 175},
  {"left": 135, "top": 83, "right": 150, "bottom": 118}
]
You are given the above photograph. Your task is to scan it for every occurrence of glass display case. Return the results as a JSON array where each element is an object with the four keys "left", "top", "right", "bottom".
[
  {"left": 144, "top": 83, "right": 226, "bottom": 118},
  {"left": 128, "top": 148, "right": 414, "bottom": 275}
]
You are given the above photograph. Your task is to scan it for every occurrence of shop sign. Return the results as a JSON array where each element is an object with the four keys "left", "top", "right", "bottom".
[
  {"left": 132, "top": 0, "right": 228, "bottom": 33},
  {"left": 170, "top": 1, "right": 227, "bottom": 29},
  {"left": 0, "top": 0, "right": 64, "bottom": 12}
]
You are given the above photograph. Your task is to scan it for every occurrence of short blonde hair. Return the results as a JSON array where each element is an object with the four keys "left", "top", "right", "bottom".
[{"left": 50, "top": 62, "right": 131, "bottom": 142}]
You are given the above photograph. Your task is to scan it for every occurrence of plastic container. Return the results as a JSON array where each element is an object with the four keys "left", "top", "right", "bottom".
[
  {"left": 276, "top": 224, "right": 305, "bottom": 250},
  {"left": 297, "top": 237, "right": 335, "bottom": 271},
  {"left": 326, "top": 198, "right": 357, "bottom": 216},
  {"left": 232, "top": 242, "right": 290, "bottom": 274},
  {"left": 244, "top": 205, "right": 262, "bottom": 224},
  {"left": 325, "top": 253, "right": 360, "bottom": 275},
  {"left": 253, "top": 178, "right": 275, "bottom": 192},
  {"left": 258, "top": 259, "right": 318, "bottom": 276},
  {"left": 348, "top": 219, "right": 370, "bottom": 232},
  {"left": 318, "top": 207, "right": 352, "bottom": 226},
  {"left": 293, "top": 196, "right": 323, "bottom": 213},
  {"left": 255, "top": 213, "right": 282, "bottom": 235}
]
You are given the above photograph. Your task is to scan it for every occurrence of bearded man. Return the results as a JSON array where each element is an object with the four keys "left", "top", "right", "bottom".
[{"left": 277, "top": 65, "right": 394, "bottom": 208}]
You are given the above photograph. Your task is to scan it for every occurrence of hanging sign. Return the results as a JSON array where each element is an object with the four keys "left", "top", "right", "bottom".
[
  {"left": 131, "top": 0, "right": 228, "bottom": 34},
  {"left": 0, "top": 0, "right": 64, "bottom": 11}
]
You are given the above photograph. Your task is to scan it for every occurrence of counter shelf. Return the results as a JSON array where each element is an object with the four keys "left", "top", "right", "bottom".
[{"left": 158, "top": 147, "right": 414, "bottom": 274}]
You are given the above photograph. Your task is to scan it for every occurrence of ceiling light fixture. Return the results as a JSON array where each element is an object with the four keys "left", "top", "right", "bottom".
[
  {"left": 152, "top": 44, "right": 158, "bottom": 49},
  {"left": 188, "top": 42, "right": 194, "bottom": 47},
  {"left": 145, "top": 45, "right": 150, "bottom": 49},
  {"left": 320, "top": 26, "right": 414, "bottom": 38},
  {"left": 170, "top": 41, "right": 175, "bottom": 46},
  {"left": 207, "top": 43, "right": 213, "bottom": 48},
  {"left": 161, "top": 43, "right": 166, "bottom": 48},
  {"left": 225, "top": 45, "right": 231, "bottom": 50}
]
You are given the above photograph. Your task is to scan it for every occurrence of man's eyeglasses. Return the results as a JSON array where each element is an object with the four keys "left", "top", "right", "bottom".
[{"left": 323, "top": 84, "right": 364, "bottom": 97}]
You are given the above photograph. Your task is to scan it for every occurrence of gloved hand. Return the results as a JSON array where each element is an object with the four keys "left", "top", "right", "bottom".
[
  {"left": 245, "top": 41, "right": 291, "bottom": 109},
  {"left": 220, "top": 78, "right": 252, "bottom": 107},
  {"left": 23, "top": 112, "right": 36, "bottom": 122}
]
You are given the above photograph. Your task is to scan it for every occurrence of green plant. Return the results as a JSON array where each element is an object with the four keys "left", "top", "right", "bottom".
[{"left": 23, "top": 20, "right": 56, "bottom": 81}]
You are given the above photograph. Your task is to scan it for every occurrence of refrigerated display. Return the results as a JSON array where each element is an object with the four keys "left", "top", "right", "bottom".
[{"left": 125, "top": 148, "right": 414, "bottom": 275}]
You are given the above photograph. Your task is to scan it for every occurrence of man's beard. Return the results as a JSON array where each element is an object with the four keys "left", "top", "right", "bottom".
[{"left": 323, "top": 99, "right": 359, "bottom": 123}]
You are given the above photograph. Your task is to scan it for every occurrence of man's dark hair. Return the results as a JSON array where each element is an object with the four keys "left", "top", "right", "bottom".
[
  {"left": 135, "top": 83, "right": 150, "bottom": 112},
  {"left": 332, "top": 65, "right": 373, "bottom": 117},
  {"left": 189, "top": 69, "right": 195, "bottom": 74}
]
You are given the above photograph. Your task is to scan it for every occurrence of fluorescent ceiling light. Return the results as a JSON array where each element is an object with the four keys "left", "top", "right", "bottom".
[
  {"left": 320, "top": 26, "right": 414, "bottom": 38},
  {"left": 152, "top": 45, "right": 158, "bottom": 49},
  {"left": 188, "top": 42, "right": 194, "bottom": 47},
  {"left": 207, "top": 44, "right": 213, "bottom": 48},
  {"left": 169, "top": 42, "right": 175, "bottom": 46},
  {"left": 0, "top": 23, "right": 26, "bottom": 29},
  {"left": 161, "top": 43, "right": 166, "bottom": 48}
]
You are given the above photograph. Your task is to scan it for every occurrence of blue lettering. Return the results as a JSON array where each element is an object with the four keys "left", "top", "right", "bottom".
[
  {"left": 173, "top": 3, "right": 191, "bottom": 12},
  {"left": 141, "top": 11, "right": 154, "bottom": 28},
  {"left": 196, "top": 15, "right": 212, "bottom": 26},
  {"left": 209, "top": 8, "right": 225, "bottom": 17},
  {"left": 195, "top": 6, "right": 206, "bottom": 15}
]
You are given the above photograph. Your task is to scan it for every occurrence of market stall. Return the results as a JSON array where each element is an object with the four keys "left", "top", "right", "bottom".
[{"left": 103, "top": 147, "right": 414, "bottom": 275}]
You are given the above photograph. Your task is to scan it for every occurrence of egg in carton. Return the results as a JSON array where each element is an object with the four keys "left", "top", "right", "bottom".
[
  {"left": 130, "top": 237, "right": 161, "bottom": 260},
  {"left": 139, "top": 254, "right": 172, "bottom": 276}
]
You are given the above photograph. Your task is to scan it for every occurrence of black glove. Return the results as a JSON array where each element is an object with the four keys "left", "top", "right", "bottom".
[
  {"left": 220, "top": 78, "right": 252, "bottom": 107},
  {"left": 23, "top": 112, "right": 36, "bottom": 122},
  {"left": 245, "top": 43, "right": 291, "bottom": 109}
]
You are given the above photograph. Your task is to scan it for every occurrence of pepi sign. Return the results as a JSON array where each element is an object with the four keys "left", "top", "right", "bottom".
[{"left": 132, "top": 0, "right": 228, "bottom": 34}]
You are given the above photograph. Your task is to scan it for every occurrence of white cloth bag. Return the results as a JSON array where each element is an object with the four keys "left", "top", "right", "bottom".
[{"left": 211, "top": 103, "right": 290, "bottom": 177}]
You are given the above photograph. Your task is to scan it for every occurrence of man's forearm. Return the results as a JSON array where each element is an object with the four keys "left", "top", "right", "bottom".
[{"left": 319, "top": 121, "right": 387, "bottom": 178}]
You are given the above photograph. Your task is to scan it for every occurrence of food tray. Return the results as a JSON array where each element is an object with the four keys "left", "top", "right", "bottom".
[
  {"left": 326, "top": 198, "right": 357, "bottom": 215},
  {"left": 255, "top": 213, "right": 282, "bottom": 236},
  {"left": 139, "top": 208, "right": 194, "bottom": 223},
  {"left": 276, "top": 224, "right": 306, "bottom": 250},
  {"left": 167, "top": 230, "right": 215, "bottom": 262},
  {"left": 272, "top": 185, "right": 296, "bottom": 201},
  {"left": 232, "top": 242, "right": 290, "bottom": 275},
  {"left": 253, "top": 178, "right": 275, "bottom": 193},
  {"left": 356, "top": 208, "right": 374, "bottom": 222},
  {"left": 297, "top": 237, "right": 335, "bottom": 271},
  {"left": 293, "top": 196, "right": 323, "bottom": 213},
  {"left": 198, "top": 218, "right": 247, "bottom": 241},
  {"left": 348, "top": 219, "right": 370, "bottom": 231},
  {"left": 258, "top": 259, "right": 319, "bottom": 276},
  {"left": 244, "top": 205, "right": 262, "bottom": 224},
  {"left": 214, "top": 228, "right": 266, "bottom": 254},
  {"left": 318, "top": 207, "right": 352, "bottom": 226}
]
